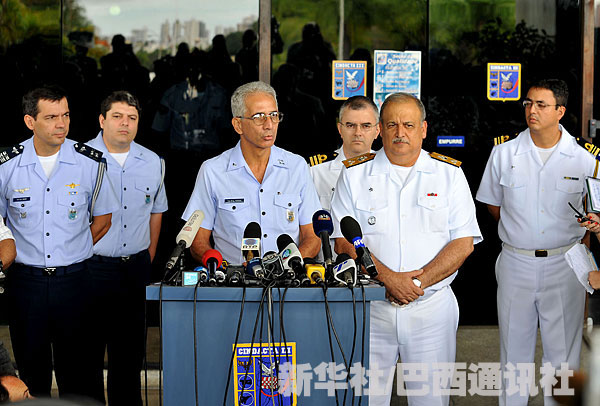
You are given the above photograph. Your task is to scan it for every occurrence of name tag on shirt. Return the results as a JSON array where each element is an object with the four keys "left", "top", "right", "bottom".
[
  {"left": 225, "top": 198, "right": 244, "bottom": 204},
  {"left": 12, "top": 197, "right": 30, "bottom": 202}
]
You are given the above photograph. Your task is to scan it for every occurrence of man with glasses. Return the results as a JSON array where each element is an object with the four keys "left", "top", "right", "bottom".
[
  {"left": 309, "top": 96, "right": 380, "bottom": 212},
  {"left": 183, "top": 81, "right": 321, "bottom": 263},
  {"left": 477, "top": 79, "right": 597, "bottom": 405}
]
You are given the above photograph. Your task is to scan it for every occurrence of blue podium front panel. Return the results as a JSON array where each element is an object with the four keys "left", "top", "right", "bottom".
[{"left": 147, "top": 285, "right": 385, "bottom": 405}]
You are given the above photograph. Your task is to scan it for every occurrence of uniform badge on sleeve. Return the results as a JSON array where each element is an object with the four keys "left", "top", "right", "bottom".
[{"left": 286, "top": 210, "right": 295, "bottom": 222}]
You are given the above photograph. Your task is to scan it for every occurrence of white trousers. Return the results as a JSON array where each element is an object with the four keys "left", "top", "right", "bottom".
[
  {"left": 496, "top": 247, "right": 585, "bottom": 406},
  {"left": 369, "top": 286, "right": 459, "bottom": 406}
]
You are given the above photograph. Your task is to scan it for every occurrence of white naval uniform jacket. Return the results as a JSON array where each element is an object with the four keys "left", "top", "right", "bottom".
[{"left": 331, "top": 149, "right": 482, "bottom": 298}]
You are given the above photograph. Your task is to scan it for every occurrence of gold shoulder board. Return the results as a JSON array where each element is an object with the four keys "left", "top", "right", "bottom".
[
  {"left": 342, "top": 152, "right": 376, "bottom": 168},
  {"left": 429, "top": 152, "right": 462, "bottom": 167}
]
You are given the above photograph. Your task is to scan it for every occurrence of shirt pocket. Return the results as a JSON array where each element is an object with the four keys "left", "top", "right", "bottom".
[
  {"left": 499, "top": 172, "right": 527, "bottom": 209},
  {"left": 135, "top": 178, "right": 158, "bottom": 206},
  {"left": 8, "top": 196, "right": 36, "bottom": 227},
  {"left": 417, "top": 195, "right": 449, "bottom": 233},
  {"left": 274, "top": 193, "right": 301, "bottom": 230},
  {"left": 355, "top": 197, "right": 388, "bottom": 235},
  {"left": 554, "top": 177, "right": 584, "bottom": 219},
  {"left": 57, "top": 193, "right": 88, "bottom": 226}
]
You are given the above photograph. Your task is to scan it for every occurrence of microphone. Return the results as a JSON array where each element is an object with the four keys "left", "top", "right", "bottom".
[
  {"left": 202, "top": 249, "right": 225, "bottom": 285},
  {"left": 241, "top": 222, "right": 261, "bottom": 262},
  {"left": 246, "top": 257, "right": 265, "bottom": 280},
  {"left": 305, "top": 263, "right": 325, "bottom": 285},
  {"left": 340, "top": 216, "right": 378, "bottom": 278},
  {"left": 277, "top": 234, "right": 305, "bottom": 283},
  {"left": 226, "top": 265, "right": 244, "bottom": 285},
  {"left": 312, "top": 210, "right": 334, "bottom": 275},
  {"left": 333, "top": 253, "right": 357, "bottom": 287},
  {"left": 196, "top": 266, "right": 209, "bottom": 284},
  {"left": 263, "top": 251, "right": 285, "bottom": 279},
  {"left": 166, "top": 210, "right": 205, "bottom": 270}
]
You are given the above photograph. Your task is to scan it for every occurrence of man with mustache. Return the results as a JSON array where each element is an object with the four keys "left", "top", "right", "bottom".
[
  {"left": 183, "top": 81, "right": 321, "bottom": 263},
  {"left": 477, "top": 79, "right": 597, "bottom": 405},
  {"left": 86, "top": 91, "right": 168, "bottom": 405},
  {"left": 331, "top": 92, "right": 481, "bottom": 405}
]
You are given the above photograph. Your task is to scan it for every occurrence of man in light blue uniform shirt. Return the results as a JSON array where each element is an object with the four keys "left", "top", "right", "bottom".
[
  {"left": 0, "top": 86, "right": 118, "bottom": 402},
  {"left": 182, "top": 81, "right": 321, "bottom": 264},
  {"left": 87, "top": 91, "right": 167, "bottom": 406}
]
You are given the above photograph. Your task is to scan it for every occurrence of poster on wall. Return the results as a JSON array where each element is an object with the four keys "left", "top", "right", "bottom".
[
  {"left": 487, "top": 63, "right": 521, "bottom": 101},
  {"left": 373, "top": 50, "right": 421, "bottom": 109},
  {"left": 331, "top": 60, "right": 367, "bottom": 100}
]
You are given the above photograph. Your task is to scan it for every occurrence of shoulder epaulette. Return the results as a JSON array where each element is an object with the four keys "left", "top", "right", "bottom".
[
  {"left": 493, "top": 135, "right": 512, "bottom": 146},
  {"left": 74, "top": 143, "right": 103, "bottom": 162},
  {"left": 429, "top": 152, "right": 462, "bottom": 167},
  {"left": 576, "top": 137, "right": 600, "bottom": 160},
  {"left": 342, "top": 152, "right": 375, "bottom": 168},
  {"left": 0, "top": 144, "right": 24, "bottom": 165},
  {"left": 308, "top": 152, "right": 338, "bottom": 167}
]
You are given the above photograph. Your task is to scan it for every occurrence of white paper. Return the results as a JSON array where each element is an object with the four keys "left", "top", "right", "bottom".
[
  {"left": 564, "top": 243, "right": 597, "bottom": 294},
  {"left": 586, "top": 177, "right": 600, "bottom": 212}
]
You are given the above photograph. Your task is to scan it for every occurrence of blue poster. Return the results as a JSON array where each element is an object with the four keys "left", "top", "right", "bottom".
[
  {"left": 233, "top": 342, "right": 297, "bottom": 406},
  {"left": 487, "top": 63, "right": 521, "bottom": 101},
  {"left": 374, "top": 50, "right": 421, "bottom": 109},
  {"left": 332, "top": 60, "right": 367, "bottom": 100}
]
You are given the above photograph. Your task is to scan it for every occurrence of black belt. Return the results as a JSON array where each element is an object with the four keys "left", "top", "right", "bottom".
[
  {"left": 91, "top": 250, "right": 148, "bottom": 264},
  {"left": 15, "top": 261, "right": 86, "bottom": 277}
]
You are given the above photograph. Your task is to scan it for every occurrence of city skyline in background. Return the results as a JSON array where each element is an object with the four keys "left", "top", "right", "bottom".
[{"left": 79, "top": 0, "right": 258, "bottom": 51}]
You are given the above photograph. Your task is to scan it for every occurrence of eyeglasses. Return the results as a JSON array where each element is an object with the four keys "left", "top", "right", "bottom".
[
  {"left": 342, "top": 122, "right": 377, "bottom": 131},
  {"left": 237, "top": 112, "right": 284, "bottom": 125},
  {"left": 522, "top": 100, "right": 561, "bottom": 110}
]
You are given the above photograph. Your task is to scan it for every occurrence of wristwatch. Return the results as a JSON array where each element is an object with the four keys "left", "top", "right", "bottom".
[{"left": 412, "top": 277, "right": 422, "bottom": 288}]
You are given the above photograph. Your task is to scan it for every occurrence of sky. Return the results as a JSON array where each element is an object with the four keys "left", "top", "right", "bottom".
[{"left": 79, "top": 0, "right": 258, "bottom": 40}]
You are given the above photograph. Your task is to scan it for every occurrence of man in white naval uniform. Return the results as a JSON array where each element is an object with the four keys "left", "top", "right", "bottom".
[
  {"left": 477, "top": 79, "right": 597, "bottom": 406},
  {"left": 309, "top": 96, "right": 380, "bottom": 211},
  {"left": 331, "top": 92, "right": 482, "bottom": 406}
]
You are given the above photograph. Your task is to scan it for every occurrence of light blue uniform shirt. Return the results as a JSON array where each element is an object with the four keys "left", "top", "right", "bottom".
[
  {"left": 0, "top": 137, "right": 119, "bottom": 267},
  {"left": 88, "top": 132, "right": 168, "bottom": 257},
  {"left": 182, "top": 142, "right": 321, "bottom": 264}
]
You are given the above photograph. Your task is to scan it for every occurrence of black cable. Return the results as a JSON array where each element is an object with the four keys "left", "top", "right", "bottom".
[
  {"left": 192, "top": 279, "right": 201, "bottom": 406},
  {"left": 345, "top": 287, "right": 357, "bottom": 406},
  {"left": 239, "top": 283, "right": 273, "bottom": 405},
  {"left": 279, "top": 287, "right": 293, "bottom": 400},
  {"left": 325, "top": 287, "right": 350, "bottom": 370},
  {"left": 322, "top": 285, "right": 340, "bottom": 406},
  {"left": 223, "top": 286, "right": 247, "bottom": 406},
  {"left": 265, "top": 287, "right": 282, "bottom": 406},
  {"left": 358, "top": 284, "right": 366, "bottom": 406}
]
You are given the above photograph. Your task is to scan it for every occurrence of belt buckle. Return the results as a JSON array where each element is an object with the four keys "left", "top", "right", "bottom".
[
  {"left": 43, "top": 267, "right": 57, "bottom": 276},
  {"left": 120, "top": 256, "right": 130, "bottom": 263},
  {"left": 534, "top": 250, "right": 548, "bottom": 257}
]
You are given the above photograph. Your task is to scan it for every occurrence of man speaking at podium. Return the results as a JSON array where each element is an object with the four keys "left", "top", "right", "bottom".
[
  {"left": 182, "top": 81, "right": 321, "bottom": 263},
  {"left": 331, "top": 93, "right": 481, "bottom": 406}
]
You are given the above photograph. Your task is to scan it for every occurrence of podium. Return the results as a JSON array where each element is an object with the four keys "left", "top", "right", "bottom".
[{"left": 147, "top": 284, "right": 385, "bottom": 405}]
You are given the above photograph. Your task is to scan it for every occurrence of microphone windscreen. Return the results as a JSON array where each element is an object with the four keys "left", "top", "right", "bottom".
[
  {"left": 177, "top": 210, "right": 205, "bottom": 248},
  {"left": 340, "top": 216, "right": 363, "bottom": 242},
  {"left": 243, "top": 222, "right": 261, "bottom": 238},
  {"left": 202, "top": 249, "right": 223, "bottom": 268},
  {"left": 335, "top": 253, "right": 352, "bottom": 265},
  {"left": 312, "top": 210, "right": 334, "bottom": 236},
  {"left": 276, "top": 234, "right": 295, "bottom": 252}
]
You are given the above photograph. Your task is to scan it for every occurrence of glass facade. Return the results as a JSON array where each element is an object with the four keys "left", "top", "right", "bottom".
[{"left": 0, "top": 0, "right": 595, "bottom": 324}]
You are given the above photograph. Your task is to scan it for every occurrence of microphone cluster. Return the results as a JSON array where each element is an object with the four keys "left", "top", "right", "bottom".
[{"left": 171, "top": 210, "right": 379, "bottom": 288}]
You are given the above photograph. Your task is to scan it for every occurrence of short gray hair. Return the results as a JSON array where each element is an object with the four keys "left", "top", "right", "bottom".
[
  {"left": 338, "top": 96, "right": 379, "bottom": 123},
  {"left": 380, "top": 92, "right": 426, "bottom": 123},
  {"left": 231, "top": 81, "right": 278, "bottom": 117}
]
